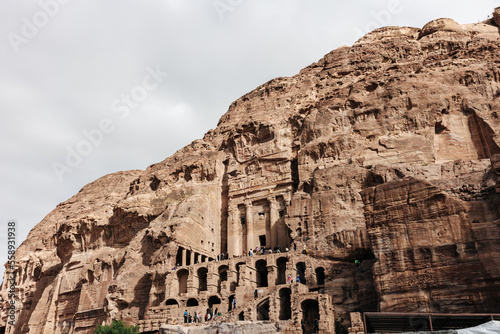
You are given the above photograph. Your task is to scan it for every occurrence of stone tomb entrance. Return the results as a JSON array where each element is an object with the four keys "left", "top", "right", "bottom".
[
  {"left": 276, "top": 257, "right": 287, "bottom": 285},
  {"left": 296, "top": 262, "right": 306, "bottom": 284},
  {"left": 227, "top": 196, "right": 290, "bottom": 257},
  {"left": 279, "top": 287, "right": 291, "bottom": 320},
  {"left": 257, "top": 298, "right": 270, "bottom": 320},
  {"left": 197, "top": 267, "right": 208, "bottom": 292},
  {"left": 255, "top": 259, "right": 268, "bottom": 287},
  {"left": 315, "top": 267, "right": 325, "bottom": 286},
  {"left": 177, "top": 269, "right": 188, "bottom": 295},
  {"left": 302, "top": 299, "right": 319, "bottom": 333}
]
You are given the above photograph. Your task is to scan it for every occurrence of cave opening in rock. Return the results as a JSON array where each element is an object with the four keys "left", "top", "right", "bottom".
[
  {"left": 276, "top": 257, "right": 287, "bottom": 285},
  {"left": 279, "top": 288, "right": 292, "bottom": 320},
  {"left": 228, "top": 295, "right": 235, "bottom": 311},
  {"left": 256, "top": 259, "right": 268, "bottom": 287},
  {"left": 208, "top": 295, "right": 221, "bottom": 308},
  {"left": 291, "top": 158, "right": 299, "bottom": 192},
  {"left": 315, "top": 267, "right": 325, "bottom": 286},
  {"left": 296, "top": 262, "right": 306, "bottom": 285},
  {"left": 257, "top": 298, "right": 270, "bottom": 320},
  {"left": 165, "top": 299, "right": 179, "bottom": 308},
  {"left": 218, "top": 265, "right": 228, "bottom": 293},
  {"left": 186, "top": 298, "right": 198, "bottom": 307}
]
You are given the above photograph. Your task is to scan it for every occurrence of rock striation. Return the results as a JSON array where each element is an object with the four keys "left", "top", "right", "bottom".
[{"left": 1, "top": 11, "right": 500, "bottom": 334}]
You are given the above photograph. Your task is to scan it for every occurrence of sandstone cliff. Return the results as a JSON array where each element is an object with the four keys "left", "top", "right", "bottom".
[{"left": 2, "top": 12, "right": 500, "bottom": 334}]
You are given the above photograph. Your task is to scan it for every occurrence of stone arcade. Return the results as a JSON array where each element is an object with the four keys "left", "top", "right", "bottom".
[{"left": 140, "top": 252, "right": 335, "bottom": 333}]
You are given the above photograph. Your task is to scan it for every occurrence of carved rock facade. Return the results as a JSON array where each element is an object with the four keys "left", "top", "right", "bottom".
[{"left": 1, "top": 13, "right": 500, "bottom": 334}]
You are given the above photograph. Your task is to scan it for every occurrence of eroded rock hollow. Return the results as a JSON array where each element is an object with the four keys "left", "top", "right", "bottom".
[{"left": 2, "top": 11, "right": 500, "bottom": 334}]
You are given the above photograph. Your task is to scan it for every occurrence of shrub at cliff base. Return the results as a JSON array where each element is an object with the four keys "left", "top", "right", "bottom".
[{"left": 94, "top": 320, "right": 140, "bottom": 334}]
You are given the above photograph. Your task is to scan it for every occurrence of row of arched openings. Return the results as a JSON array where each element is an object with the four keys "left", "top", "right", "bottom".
[
  {"left": 165, "top": 289, "right": 319, "bottom": 329},
  {"left": 176, "top": 258, "right": 326, "bottom": 296},
  {"left": 165, "top": 295, "right": 221, "bottom": 308}
]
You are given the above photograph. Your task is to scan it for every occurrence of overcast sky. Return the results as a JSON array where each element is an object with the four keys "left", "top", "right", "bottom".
[{"left": 0, "top": 0, "right": 497, "bottom": 279}]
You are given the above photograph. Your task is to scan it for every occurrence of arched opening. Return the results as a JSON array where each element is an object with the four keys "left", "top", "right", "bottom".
[
  {"left": 296, "top": 262, "right": 306, "bottom": 285},
  {"left": 218, "top": 265, "right": 228, "bottom": 281},
  {"left": 279, "top": 288, "right": 292, "bottom": 320},
  {"left": 208, "top": 295, "right": 221, "bottom": 309},
  {"left": 257, "top": 298, "right": 270, "bottom": 320},
  {"left": 302, "top": 299, "right": 319, "bottom": 333},
  {"left": 218, "top": 265, "right": 229, "bottom": 293},
  {"left": 165, "top": 299, "right": 179, "bottom": 308},
  {"left": 276, "top": 257, "right": 287, "bottom": 285},
  {"left": 315, "top": 267, "right": 325, "bottom": 286},
  {"left": 197, "top": 267, "right": 208, "bottom": 292},
  {"left": 187, "top": 298, "right": 198, "bottom": 307},
  {"left": 256, "top": 259, "right": 268, "bottom": 287},
  {"left": 177, "top": 269, "right": 189, "bottom": 295},
  {"left": 238, "top": 311, "right": 245, "bottom": 321},
  {"left": 228, "top": 295, "right": 235, "bottom": 311}
]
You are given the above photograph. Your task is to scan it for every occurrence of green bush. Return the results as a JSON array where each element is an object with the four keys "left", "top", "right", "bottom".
[{"left": 94, "top": 320, "right": 140, "bottom": 334}]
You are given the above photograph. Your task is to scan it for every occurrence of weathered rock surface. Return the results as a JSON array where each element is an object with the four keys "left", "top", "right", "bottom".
[
  {"left": 2, "top": 10, "right": 500, "bottom": 334},
  {"left": 160, "top": 321, "right": 280, "bottom": 334}
]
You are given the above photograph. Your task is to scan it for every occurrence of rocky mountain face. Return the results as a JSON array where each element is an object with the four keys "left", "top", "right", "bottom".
[{"left": 2, "top": 10, "right": 500, "bottom": 334}]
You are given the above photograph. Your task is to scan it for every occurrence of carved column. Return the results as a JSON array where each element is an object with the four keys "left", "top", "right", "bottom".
[
  {"left": 207, "top": 271, "right": 217, "bottom": 294},
  {"left": 269, "top": 197, "right": 278, "bottom": 249},
  {"left": 187, "top": 269, "right": 195, "bottom": 294},
  {"left": 181, "top": 248, "right": 187, "bottom": 267},
  {"left": 190, "top": 250, "right": 195, "bottom": 266},
  {"left": 246, "top": 202, "right": 254, "bottom": 252},
  {"left": 227, "top": 204, "right": 241, "bottom": 257}
]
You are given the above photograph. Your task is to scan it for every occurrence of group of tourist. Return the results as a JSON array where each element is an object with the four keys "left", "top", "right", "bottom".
[
  {"left": 243, "top": 244, "right": 289, "bottom": 257},
  {"left": 215, "top": 253, "right": 229, "bottom": 261},
  {"left": 183, "top": 307, "right": 222, "bottom": 324},
  {"left": 171, "top": 242, "right": 309, "bottom": 271},
  {"left": 286, "top": 274, "right": 301, "bottom": 283}
]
